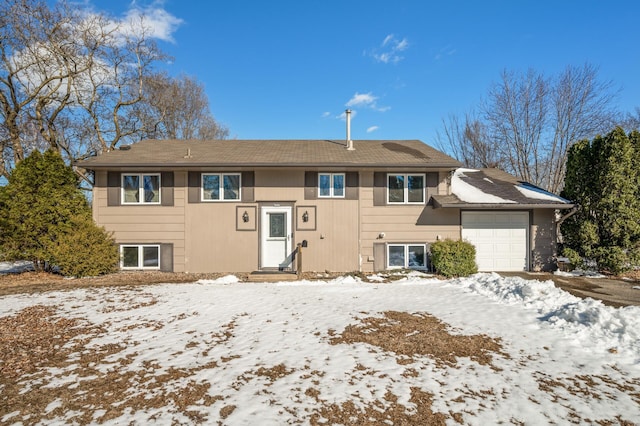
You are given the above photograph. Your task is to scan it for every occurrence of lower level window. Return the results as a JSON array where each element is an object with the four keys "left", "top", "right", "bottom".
[
  {"left": 387, "top": 244, "right": 427, "bottom": 269},
  {"left": 121, "top": 245, "right": 160, "bottom": 269}
]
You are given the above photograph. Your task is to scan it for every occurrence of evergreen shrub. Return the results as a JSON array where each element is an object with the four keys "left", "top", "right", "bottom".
[
  {"left": 48, "top": 216, "right": 119, "bottom": 277},
  {"left": 0, "top": 150, "right": 119, "bottom": 277},
  {"left": 430, "top": 239, "right": 477, "bottom": 278},
  {"left": 561, "top": 247, "right": 583, "bottom": 270}
]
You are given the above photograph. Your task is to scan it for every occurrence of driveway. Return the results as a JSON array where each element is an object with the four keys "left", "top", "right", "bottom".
[{"left": 500, "top": 271, "right": 640, "bottom": 308}]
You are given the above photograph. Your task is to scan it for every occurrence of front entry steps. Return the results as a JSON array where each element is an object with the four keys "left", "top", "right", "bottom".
[{"left": 246, "top": 270, "right": 299, "bottom": 282}]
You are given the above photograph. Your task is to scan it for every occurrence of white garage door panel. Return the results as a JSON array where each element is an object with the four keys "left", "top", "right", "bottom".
[{"left": 462, "top": 212, "right": 529, "bottom": 272}]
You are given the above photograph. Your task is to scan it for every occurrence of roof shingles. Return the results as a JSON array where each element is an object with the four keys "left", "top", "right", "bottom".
[{"left": 79, "top": 139, "right": 462, "bottom": 169}]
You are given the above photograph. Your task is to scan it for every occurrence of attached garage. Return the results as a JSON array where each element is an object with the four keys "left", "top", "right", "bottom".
[{"left": 461, "top": 211, "right": 529, "bottom": 272}]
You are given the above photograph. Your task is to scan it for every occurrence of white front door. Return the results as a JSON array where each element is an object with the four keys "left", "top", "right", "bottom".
[{"left": 260, "top": 206, "right": 293, "bottom": 269}]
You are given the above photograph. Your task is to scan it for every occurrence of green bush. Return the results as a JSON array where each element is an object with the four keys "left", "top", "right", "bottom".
[
  {"left": 430, "top": 239, "right": 478, "bottom": 278},
  {"left": 0, "top": 150, "right": 119, "bottom": 277},
  {"left": 48, "top": 217, "right": 119, "bottom": 277},
  {"left": 593, "top": 246, "right": 631, "bottom": 276},
  {"left": 561, "top": 247, "right": 583, "bottom": 270}
]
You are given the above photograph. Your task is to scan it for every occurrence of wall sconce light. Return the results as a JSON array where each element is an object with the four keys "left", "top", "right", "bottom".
[
  {"left": 302, "top": 211, "right": 309, "bottom": 223},
  {"left": 242, "top": 211, "right": 249, "bottom": 223}
]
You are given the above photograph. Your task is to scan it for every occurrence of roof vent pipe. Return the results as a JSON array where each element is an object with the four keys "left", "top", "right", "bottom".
[{"left": 345, "top": 109, "right": 355, "bottom": 150}]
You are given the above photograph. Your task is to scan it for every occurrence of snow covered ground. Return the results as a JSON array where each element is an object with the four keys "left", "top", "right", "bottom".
[{"left": 1, "top": 272, "right": 639, "bottom": 424}]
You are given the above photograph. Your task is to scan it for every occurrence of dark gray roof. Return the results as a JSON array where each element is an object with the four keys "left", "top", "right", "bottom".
[
  {"left": 78, "top": 139, "right": 462, "bottom": 169},
  {"left": 432, "top": 168, "right": 574, "bottom": 209}
]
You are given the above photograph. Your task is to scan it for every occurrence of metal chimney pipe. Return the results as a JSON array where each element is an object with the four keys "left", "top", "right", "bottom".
[{"left": 345, "top": 109, "right": 354, "bottom": 150}]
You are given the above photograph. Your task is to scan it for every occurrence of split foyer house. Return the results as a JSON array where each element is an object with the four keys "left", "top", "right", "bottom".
[{"left": 79, "top": 137, "right": 573, "bottom": 274}]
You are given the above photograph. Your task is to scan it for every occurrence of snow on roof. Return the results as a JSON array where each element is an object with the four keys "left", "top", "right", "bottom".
[
  {"left": 515, "top": 183, "right": 570, "bottom": 203},
  {"left": 451, "top": 168, "right": 516, "bottom": 204}
]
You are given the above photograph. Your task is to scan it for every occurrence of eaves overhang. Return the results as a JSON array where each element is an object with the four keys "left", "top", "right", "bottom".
[{"left": 431, "top": 196, "right": 574, "bottom": 210}]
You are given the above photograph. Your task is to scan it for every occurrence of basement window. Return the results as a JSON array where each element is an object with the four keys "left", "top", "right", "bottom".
[
  {"left": 387, "top": 244, "right": 427, "bottom": 270},
  {"left": 318, "top": 173, "right": 345, "bottom": 198},
  {"left": 121, "top": 245, "right": 160, "bottom": 270}
]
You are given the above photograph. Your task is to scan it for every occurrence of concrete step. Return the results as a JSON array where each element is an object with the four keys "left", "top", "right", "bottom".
[{"left": 246, "top": 271, "right": 299, "bottom": 282}]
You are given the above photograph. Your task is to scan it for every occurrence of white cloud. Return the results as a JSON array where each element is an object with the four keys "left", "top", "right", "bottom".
[
  {"left": 371, "top": 34, "right": 409, "bottom": 64},
  {"left": 121, "top": 4, "right": 183, "bottom": 43},
  {"left": 345, "top": 92, "right": 390, "bottom": 113},
  {"left": 346, "top": 92, "right": 377, "bottom": 108},
  {"left": 434, "top": 45, "right": 457, "bottom": 61},
  {"left": 366, "top": 126, "right": 379, "bottom": 133}
]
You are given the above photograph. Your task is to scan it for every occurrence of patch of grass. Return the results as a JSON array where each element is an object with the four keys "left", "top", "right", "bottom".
[{"left": 329, "top": 311, "right": 509, "bottom": 368}]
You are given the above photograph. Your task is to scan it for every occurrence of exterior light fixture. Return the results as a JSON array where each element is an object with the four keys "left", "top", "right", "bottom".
[
  {"left": 302, "top": 211, "right": 309, "bottom": 222},
  {"left": 242, "top": 211, "right": 249, "bottom": 223}
]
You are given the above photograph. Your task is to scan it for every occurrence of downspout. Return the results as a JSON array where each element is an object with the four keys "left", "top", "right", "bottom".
[{"left": 555, "top": 205, "right": 579, "bottom": 243}]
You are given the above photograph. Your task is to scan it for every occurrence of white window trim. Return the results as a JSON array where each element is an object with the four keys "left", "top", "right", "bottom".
[
  {"left": 387, "top": 243, "right": 428, "bottom": 270},
  {"left": 121, "top": 173, "right": 161, "bottom": 205},
  {"left": 318, "top": 172, "right": 346, "bottom": 198},
  {"left": 386, "top": 173, "right": 426, "bottom": 204},
  {"left": 120, "top": 244, "right": 161, "bottom": 270},
  {"left": 201, "top": 173, "right": 242, "bottom": 202}
]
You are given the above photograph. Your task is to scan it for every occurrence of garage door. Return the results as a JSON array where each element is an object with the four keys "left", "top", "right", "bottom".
[{"left": 461, "top": 211, "right": 529, "bottom": 272}]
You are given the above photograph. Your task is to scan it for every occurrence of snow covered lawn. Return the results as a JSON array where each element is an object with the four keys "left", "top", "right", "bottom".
[{"left": 1, "top": 272, "right": 639, "bottom": 425}]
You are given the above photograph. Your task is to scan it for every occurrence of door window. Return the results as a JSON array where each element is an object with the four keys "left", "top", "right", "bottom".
[{"left": 269, "top": 213, "right": 286, "bottom": 238}]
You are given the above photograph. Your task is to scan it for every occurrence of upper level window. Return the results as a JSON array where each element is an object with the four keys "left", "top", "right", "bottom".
[
  {"left": 122, "top": 174, "right": 160, "bottom": 204},
  {"left": 202, "top": 173, "right": 241, "bottom": 201},
  {"left": 387, "top": 174, "right": 425, "bottom": 204},
  {"left": 319, "top": 173, "right": 345, "bottom": 198}
]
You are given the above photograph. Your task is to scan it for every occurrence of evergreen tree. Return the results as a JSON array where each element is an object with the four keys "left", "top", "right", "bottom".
[
  {"left": 0, "top": 150, "right": 118, "bottom": 276},
  {"left": 561, "top": 127, "right": 640, "bottom": 273}
]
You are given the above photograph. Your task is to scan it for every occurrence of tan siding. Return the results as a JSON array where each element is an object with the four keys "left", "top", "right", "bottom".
[
  {"left": 296, "top": 199, "right": 359, "bottom": 272},
  {"left": 359, "top": 171, "right": 461, "bottom": 272},
  {"left": 93, "top": 168, "right": 463, "bottom": 274},
  {"left": 254, "top": 170, "right": 304, "bottom": 200},
  {"left": 531, "top": 209, "right": 556, "bottom": 271},
  {"left": 93, "top": 170, "right": 187, "bottom": 272},
  {"left": 185, "top": 203, "right": 258, "bottom": 272}
]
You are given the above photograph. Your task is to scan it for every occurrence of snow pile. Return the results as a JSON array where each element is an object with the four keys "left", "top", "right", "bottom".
[
  {"left": 196, "top": 274, "right": 240, "bottom": 284},
  {"left": 454, "top": 272, "right": 640, "bottom": 362},
  {"left": 0, "top": 261, "right": 33, "bottom": 274},
  {"left": 554, "top": 269, "right": 606, "bottom": 278}
]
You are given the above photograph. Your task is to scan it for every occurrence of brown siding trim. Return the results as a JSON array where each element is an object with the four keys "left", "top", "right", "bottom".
[
  {"left": 160, "top": 243, "right": 173, "bottom": 272},
  {"left": 161, "top": 172, "right": 174, "bottom": 206},
  {"left": 345, "top": 172, "right": 359, "bottom": 200},
  {"left": 304, "top": 171, "right": 318, "bottom": 200},
  {"left": 107, "top": 171, "right": 120, "bottom": 206},
  {"left": 373, "top": 172, "right": 386, "bottom": 206},
  {"left": 188, "top": 171, "right": 201, "bottom": 203},
  {"left": 373, "top": 242, "right": 386, "bottom": 272},
  {"left": 242, "top": 171, "right": 255, "bottom": 202},
  {"left": 426, "top": 172, "right": 438, "bottom": 205}
]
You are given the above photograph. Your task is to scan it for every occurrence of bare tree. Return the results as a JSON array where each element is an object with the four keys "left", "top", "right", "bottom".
[
  {"left": 483, "top": 68, "right": 548, "bottom": 186},
  {"left": 137, "top": 72, "right": 229, "bottom": 140},
  {"left": 0, "top": 0, "right": 83, "bottom": 178},
  {"left": 436, "top": 112, "right": 500, "bottom": 168},
  {"left": 545, "top": 64, "right": 618, "bottom": 192},
  {"left": 438, "top": 65, "right": 619, "bottom": 193},
  {"left": 0, "top": 0, "right": 168, "bottom": 181}
]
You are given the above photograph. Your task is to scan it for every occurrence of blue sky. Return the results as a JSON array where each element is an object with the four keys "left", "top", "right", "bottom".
[{"left": 89, "top": 0, "right": 640, "bottom": 144}]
